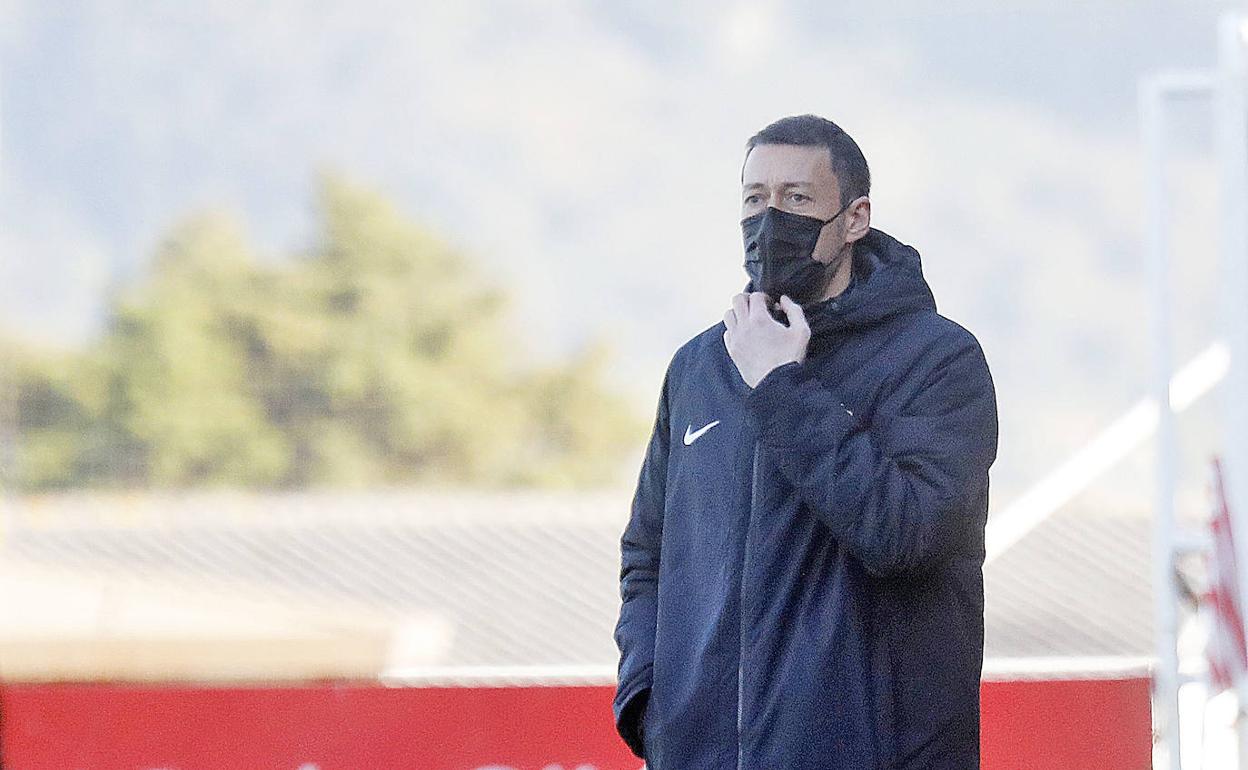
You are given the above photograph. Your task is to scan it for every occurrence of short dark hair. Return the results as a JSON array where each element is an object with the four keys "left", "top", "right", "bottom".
[{"left": 744, "top": 114, "right": 870, "bottom": 207}]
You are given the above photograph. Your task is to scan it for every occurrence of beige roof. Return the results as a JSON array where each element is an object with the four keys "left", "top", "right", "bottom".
[{"left": 0, "top": 489, "right": 1164, "bottom": 679}]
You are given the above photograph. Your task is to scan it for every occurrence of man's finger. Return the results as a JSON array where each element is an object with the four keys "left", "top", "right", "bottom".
[
  {"left": 747, "top": 291, "right": 770, "bottom": 319},
  {"left": 723, "top": 308, "right": 738, "bottom": 332},
  {"left": 779, "top": 295, "right": 808, "bottom": 330},
  {"left": 731, "top": 293, "right": 749, "bottom": 322}
]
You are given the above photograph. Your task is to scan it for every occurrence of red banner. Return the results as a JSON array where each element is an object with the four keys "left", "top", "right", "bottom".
[
  {"left": 980, "top": 677, "right": 1153, "bottom": 770},
  {"left": 1, "top": 678, "right": 1151, "bottom": 769}
]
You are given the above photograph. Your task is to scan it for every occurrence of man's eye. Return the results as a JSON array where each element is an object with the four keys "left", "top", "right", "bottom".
[
  {"left": 790, "top": 193, "right": 810, "bottom": 203},
  {"left": 744, "top": 195, "right": 760, "bottom": 204}
]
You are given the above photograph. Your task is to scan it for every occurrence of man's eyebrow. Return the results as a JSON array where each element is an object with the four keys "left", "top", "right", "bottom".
[{"left": 741, "top": 181, "right": 813, "bottom": 190}]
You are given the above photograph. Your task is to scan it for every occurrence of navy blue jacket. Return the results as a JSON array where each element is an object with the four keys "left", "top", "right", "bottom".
[{"left": 612, "top": 227, "right": 999, "bottom": 769}]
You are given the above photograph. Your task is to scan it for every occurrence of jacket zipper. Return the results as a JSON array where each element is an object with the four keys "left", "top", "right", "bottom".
[{"left": 737, "top": 441, "right": 762, "bottom": 770}]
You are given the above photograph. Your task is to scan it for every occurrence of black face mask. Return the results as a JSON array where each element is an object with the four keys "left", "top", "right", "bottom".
[{"left": 741, "top": 201, "right": 853, "bottom": 307}]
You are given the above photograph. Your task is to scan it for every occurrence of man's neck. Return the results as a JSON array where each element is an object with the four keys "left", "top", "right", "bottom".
[{"left": 818, "top": 247, "right": 856, "bottom": 302}]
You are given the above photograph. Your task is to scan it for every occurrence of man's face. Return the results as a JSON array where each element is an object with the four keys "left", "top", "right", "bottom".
[{"left": 740, "top": 143, "right": 847, "bottom": 267}]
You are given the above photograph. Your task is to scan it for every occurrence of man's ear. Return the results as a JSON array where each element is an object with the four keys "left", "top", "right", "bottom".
[{"left": 844, "top": 196, "right": 871, "bottom": 244}]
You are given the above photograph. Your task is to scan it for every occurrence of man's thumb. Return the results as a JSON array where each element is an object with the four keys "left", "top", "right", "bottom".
[{"left": 778, "top": 295, "right": 807, "bottom": 329}]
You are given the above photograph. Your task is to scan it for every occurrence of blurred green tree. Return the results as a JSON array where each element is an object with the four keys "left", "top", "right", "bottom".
[{"left": 6, "top": 175, "right": 643, "bottom": 490}]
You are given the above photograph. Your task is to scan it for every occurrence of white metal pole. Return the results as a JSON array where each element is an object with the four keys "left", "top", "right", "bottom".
[
  {"left": 0, "top": 41, "right": 13, "bottom": 508},
  {"left": 0, "top": 30, "right": 11, "bottom": 509},
  {"left": 1215, "top": 12, "right": 1248, "bottom": 767},
  {"left": 1142, "top": 72, "right": 1183, "bottom": 770}
]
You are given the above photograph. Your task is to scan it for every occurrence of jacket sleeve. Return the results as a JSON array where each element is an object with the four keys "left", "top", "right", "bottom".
[
  {"left": 743, "top": 331, "right": 998, "bottom": 578},
  {"left": 612, "top": 358, "right": 675, "bottom": 758}
]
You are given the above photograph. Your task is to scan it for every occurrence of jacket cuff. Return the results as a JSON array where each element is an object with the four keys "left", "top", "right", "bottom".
[
  {"left": 744, "top": 360, "right": 856, "bottom": 451},
  {"left": 744, "top": 361, "right": 806, "bottom": 429},
  {"left": 615, "top": 685, "right": 650, "bottom": 758}
]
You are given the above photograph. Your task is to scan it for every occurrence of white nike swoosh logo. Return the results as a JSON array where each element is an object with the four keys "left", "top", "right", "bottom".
[{"left": 683, "top": 420, "right": 721, "bottom": 446}]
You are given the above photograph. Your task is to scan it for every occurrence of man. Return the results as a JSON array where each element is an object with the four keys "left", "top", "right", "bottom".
[{"left": 612, "top": 114, "right": 999, "bottom": 769}]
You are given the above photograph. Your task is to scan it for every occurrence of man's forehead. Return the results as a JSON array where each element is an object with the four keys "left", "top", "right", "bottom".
[{"left": 741, "top": 144, "right": 837, "bottom": 189}]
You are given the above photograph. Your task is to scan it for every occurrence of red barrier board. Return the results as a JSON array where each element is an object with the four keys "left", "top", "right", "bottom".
[
  {"left": 0, "top": 678, "right": 1151, "bottom": 769},
  {"left": 980, "top": 677, "right": 1154, "bottom": 770}
]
